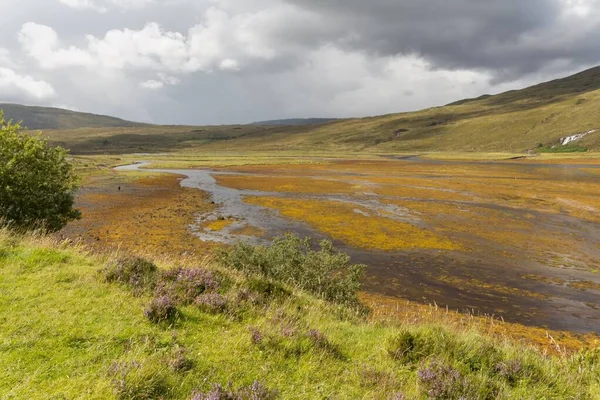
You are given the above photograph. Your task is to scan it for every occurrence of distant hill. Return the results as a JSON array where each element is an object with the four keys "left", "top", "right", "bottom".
[
  {"left": 251, "top": 118, "right": 338, "bottom": 126},
  {"left": 199, "top": 66, "right": 600, "bottom": 152},
  {"left": 12, "top": 66, "right": 600, "bottom": 154},
  {"left": 0, "top": 103, "right": 147, "bottom": 130}
]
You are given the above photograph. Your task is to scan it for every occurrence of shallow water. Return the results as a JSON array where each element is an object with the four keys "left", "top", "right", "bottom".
[{"left": 116, "top": 160, "right": 600, "bottom": 332}]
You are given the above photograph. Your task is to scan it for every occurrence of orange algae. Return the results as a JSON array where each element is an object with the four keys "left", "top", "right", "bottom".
[
  {"left": 244, "top": 196, "right": 459, "bottom": 251},
  {"left": 214, "top": 174, "right": 359, "bottom": 194},
  {"left": 203, "top": 219, "right": 235, "bottom": 231}
]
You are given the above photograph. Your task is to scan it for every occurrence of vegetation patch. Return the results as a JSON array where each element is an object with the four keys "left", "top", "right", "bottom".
[
  {"left": 218, "top": 234, "right": 365, "bottom": 306},
  {"left": 244, "top": 197, "right": 459, "bottom": 251},
  {"left": 203, "top": 218, "right": 235, "bottom": 231}
]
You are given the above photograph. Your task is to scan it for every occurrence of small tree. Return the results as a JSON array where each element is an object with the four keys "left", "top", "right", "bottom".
[{"left": 0, "top": 111, "right": 80, "bottom": 231}]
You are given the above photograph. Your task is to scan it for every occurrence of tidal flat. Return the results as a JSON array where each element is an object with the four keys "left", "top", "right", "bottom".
[
  {"left": 200, "top": 157, "right": 600, "bottom": 332},
  {"left": 70, "top": 155, "right": 600, "bottom": 334}
]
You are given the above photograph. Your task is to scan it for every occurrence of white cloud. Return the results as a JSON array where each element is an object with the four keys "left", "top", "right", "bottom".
[
  {"left": 140, "top": 79, "right": 164, "bottom": 89},
  {"left": 140, "top": 72, "right": 180, "bottom": 89},
  {"left": 219, "top": 58, "right": 240, "bottom": 70},
  {"left": 18, "top": 5, "right": 306, "bottom": 74},
  {"left": 0, "top": 67, "right": 55, "bottom": 100},
  {"left": 57, "top": 0, "right": 154, "bottom": 12},
  {"left": 19, "top": 23, "right": 95, "bottom": 69}
]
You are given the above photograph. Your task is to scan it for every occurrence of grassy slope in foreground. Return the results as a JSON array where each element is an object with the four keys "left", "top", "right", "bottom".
[{"left": 1, "top": 231, "right": 599, "bottom": 399}]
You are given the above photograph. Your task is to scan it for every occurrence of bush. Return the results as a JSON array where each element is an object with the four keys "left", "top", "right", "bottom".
[
  {"left": 417, "top": 361, "right": 499, "bottom": 400},
  {"left": 157, "top": 267, "right": 219, "bottom": 304},
  {"left": 145, "top": 296, "right": 179, "bottom": 324},
  {"left": 217, "top": 234, "right": 365, "bottom": 305},
  {"left": 191, "top": 381, "right": 278, "bottom": 400},
  {"left": 0, "top": 111, "right": 80, "bottom": 231},
  {"left": 195, "top": 293, "right": 228, "bottom": 314},
  {"left": 387, "top": 328, "right": 456, "bottom": 364},
  {"left": 102, "top": 256, "right": 158, "bottom": 294},
  {"left": 169, "top": 347, "right": 194, "bottom": 373}
]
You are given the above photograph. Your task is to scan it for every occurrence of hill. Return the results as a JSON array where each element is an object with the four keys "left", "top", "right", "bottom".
[
  {"left": 0, "top": 103, "right": 147, "bottom": 130},
  {"left": 251, "top": 118, "right": 338, "bottom": 126},
  {"left": 199, "top": 66, "right": 600, "bottom": 153},
  {"left": 6, "top": 66, "right": 600, "bottom": 153},
  {"left": 1, "top": 229, "right": 599, "bottom": 399}
]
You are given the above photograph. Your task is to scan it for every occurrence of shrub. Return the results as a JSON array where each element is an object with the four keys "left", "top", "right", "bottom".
[
  {"left": 145, "top": 296, "right": 179, "bottom": 324},
  {"left": 417, "top": 361, "right": 499, "bottom": 400},
  {"left": 169, "top": 347, "right": 194, "bottom": 373},
  {"left": 246, "top": 278, "right": 291, "bottom": 301},
  {"left": 217, "top": 234, "right": 365, "bottom": 305},
  {"left": 191, "top": 381, "right": 278, "bottom": 400},
  {"left": 249, "top": 327, "right": 264, "bottom": 345},
  {"left": 0, "top": 111, "right": 80, "bottom": 231},
  {"left": 417, "top": 361, "right": 470, "bottom": 399},
  {"left": 158, "top": 267, "right": 219, "bottom": 304},
  {"left": 195, "top": 293, "right": 228, "bottom": 314},
  {"left": 387, "top": 328, "right": 455, "bottom": 364},
  {"left": 102, "top": 256, "right": 158, "bottom": 294}
]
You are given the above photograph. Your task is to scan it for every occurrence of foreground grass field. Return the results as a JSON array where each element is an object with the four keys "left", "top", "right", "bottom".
[{"left": 2, "top": 230, "right": 600, "bottom": 399}]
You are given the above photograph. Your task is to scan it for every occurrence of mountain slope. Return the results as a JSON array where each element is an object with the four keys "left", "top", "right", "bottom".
[
  {"left": 0, "top": 103, "right": 147, "bottom": 130},
  {"left": 201, "top": 66, "right": 600, "bottom": 153},
  {"left": 251, "top": 118, "right": 338, "bottom": 126}
]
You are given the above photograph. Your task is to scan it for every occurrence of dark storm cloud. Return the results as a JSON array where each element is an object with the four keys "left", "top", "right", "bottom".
[{"left": 283, "top": 0, "right": 600, "bottom": 79}]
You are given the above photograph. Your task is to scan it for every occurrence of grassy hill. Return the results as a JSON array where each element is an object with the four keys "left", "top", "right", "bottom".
[
  {"left": 0, "top": 103, "right": 147, "bottom": 130},
  {"left": 198, "top": 66, "right": 600, "bottom": 153},
  {"left": 2, "top": 230, "right": 599, "bottom": 399},
  {"left": 6, "top": 66, "right": 600, "bottom": 154},
  {"left": 250, "top": 118, "right": 338, "bottom": 126}
]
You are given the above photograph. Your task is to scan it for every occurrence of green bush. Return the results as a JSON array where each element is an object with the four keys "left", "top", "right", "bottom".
[
  {"left": 217, "top": 234, "right": 366, "bottom": 306},
  {"left": 0, "top": 111, "right": 80, "bottom": 231}
]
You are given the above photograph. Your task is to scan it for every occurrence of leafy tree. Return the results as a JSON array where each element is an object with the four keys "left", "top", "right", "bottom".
[{"left": 0, "top": 111, "right": 80, "bottom": 231}]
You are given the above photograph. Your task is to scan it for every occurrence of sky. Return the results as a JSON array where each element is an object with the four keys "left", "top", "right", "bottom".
[{"left": 0, "top": 0, "right": 599, "bottom": 124}]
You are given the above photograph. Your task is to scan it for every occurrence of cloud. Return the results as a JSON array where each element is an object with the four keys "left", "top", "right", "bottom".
[
  {"left": 140, "top": 72, "right": 180, "bottom": 89},
  {"left": 57, "top": 0, "right": 155, "bottom": 12},
  {"left": 140, "top": 79, "right": 163, "bottom": 89},
  {"left": 2, "top": 0, "right": 600, "bottom": 124},
  {"left": 0, "top": 67, "right": 55, "bottom": 100},
  {"left": 19, "top": 23, "right": 95, "bottom": 69}
]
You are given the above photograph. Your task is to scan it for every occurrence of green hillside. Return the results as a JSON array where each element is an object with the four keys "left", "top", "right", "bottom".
[
  {"left": 2, "top": 230, "right": 599, "bottom": 399},
  {"left": 8, "top": 66, "right": 600, "bottom": 154},
  {"left": 250, "top": 118, "right": 338, "bottom": 126},
  {"left": 199, "top": 66, "right": 600, "bottom": 153},
  {"left": 0, "top": 103, "right": 147, "bottom": 130}
]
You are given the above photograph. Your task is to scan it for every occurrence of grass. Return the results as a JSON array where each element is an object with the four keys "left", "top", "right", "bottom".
[
  {"left": 1, "top": 229, "right": 600, "bottom": 399},
  {"left": 537, "top": 144, "right": 588, "bottom": 153}
]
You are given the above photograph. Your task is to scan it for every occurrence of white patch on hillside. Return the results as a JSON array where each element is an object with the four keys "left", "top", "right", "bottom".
[{"left": 560, "top": 129, "right": 597, "bottom": 145}]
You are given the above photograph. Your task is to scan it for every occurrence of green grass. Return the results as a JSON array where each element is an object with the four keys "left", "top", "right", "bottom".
[
  {"left": 537, "top": 144, "right": 588, "bottom": 153},
  {"left": 1, "top": 230, "right": 599, "bottom": 399}
]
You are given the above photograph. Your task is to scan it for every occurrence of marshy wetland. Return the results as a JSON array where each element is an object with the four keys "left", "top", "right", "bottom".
[{"left": 113, "top": 155, "right": 600, "bottom": 333}]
